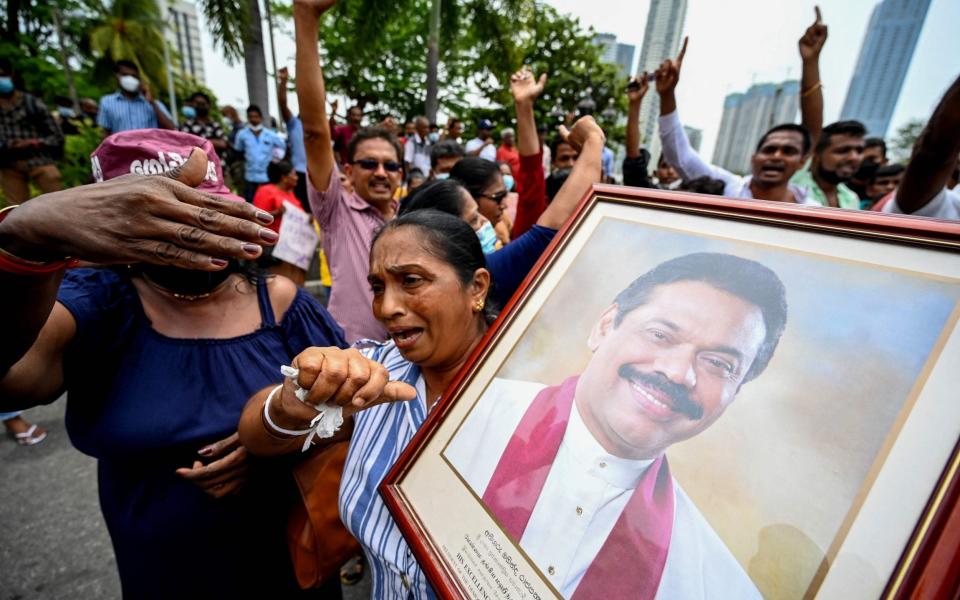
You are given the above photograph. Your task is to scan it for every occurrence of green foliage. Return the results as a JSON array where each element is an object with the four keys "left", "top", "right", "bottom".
[
  {"left": 60, "top": 121, "right": 105, "bottom": 189},
  {"left": 89, "top": 0, "right": 169, "bottom": 91},
  {"left": 889, "top": 118, "right": 926, "bottom": 164},
  {"left": 269, "top": 0, "right": 625, "bottom": 141}
]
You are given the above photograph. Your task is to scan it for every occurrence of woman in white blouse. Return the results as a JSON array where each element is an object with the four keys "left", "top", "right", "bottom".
[{"left": 240, "top": 209, "right": 494, "bottom": 599}]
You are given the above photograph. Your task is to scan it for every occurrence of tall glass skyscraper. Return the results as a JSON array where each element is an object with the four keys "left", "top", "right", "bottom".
[
  {"left": 840, "top": 0, "right": 932, "bottom": 137},
  {"left": 636, "top": 0, "right": 688, "bottom": 162}
]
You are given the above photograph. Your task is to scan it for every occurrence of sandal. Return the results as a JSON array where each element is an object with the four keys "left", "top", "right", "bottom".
[
  {"left": 10, "top": 424, "right": 47, "bottom": 446},
  {"left": 340, "top": 555, "right": 365, "bottom": 585}
]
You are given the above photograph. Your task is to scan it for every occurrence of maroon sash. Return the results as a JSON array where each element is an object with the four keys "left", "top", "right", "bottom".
[{"left": 481, "top": 376, "right": 675, "bottom": 599}]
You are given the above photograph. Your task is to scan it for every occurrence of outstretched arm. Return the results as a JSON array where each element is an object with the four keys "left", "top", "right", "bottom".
[
  {"left": 654, "top": 38, "right": 720, "bottom": 183},
  {"left": 536, "top": 117, "right": 604, "bottom": 230},
  {"left": 277, "top": 67, "right": 293, "bottom": 124},
  {"left": 626, "top": 73, "right": 649, "bottom": 159},
  {"left": 510, "top": 67, "right": 549, "bottom": 237},
  {"left": 512, "top": 67, "right": 546, "bottom": 158},
  {"left": 799, "top": 6, "right": 827, "bottom": 149},
  {"left": 896, "top": 74, "right": 960, "bottom": 214},
  {"left": 293, "top": 0, "right": 338, "bottom": 192}
]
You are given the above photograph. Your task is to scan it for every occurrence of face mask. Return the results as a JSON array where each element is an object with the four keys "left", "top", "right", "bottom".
[
  {"left": 195, "top": 106, "right": 209, "bottom": 118},
  {"left": 182, "top": 106, "right": 196, "bottom": 119},
  {"left": 477, "top": 221, "right": 498, "bottom": 255},
  {"left": 434, "top": 172, "right": 450, "bottom": 180},
  {"left": 249, "top": 123, "right": 263, "bottom": 132},
  {"left": 0, "top": 77, "right": 14, "bottom": 95},
  {"left": 59, "top": 107, "right": 76, "bottom": 118},
  {"left": 119, "top": 75, "right": 140, "bottom": 93},
  {"left": 137, "top": 261, "right": 236, "bottom": 297},
  {"left": 223, "top": 117, "right": 234, "bottom": 128},
  {"left": 503, "top": 174, "right": 515, "bottom": 192},
  {"left": 428, "top": 132, "right": 440, "bottom": 143}
]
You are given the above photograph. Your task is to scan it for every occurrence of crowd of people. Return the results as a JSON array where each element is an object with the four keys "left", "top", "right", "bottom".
[{"left": 1, "top": 1, "right": 959, "bottom": 598}]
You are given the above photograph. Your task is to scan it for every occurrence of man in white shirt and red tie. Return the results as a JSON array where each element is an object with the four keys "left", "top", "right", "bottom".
[{"left": 448, "top": 252, "right": 787, "bottom": 599}]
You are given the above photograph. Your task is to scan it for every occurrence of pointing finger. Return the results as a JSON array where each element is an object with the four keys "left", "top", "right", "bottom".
[
  {"left": 677, "top": 36, "right": 688, "bottom": 65},
  {"left": 814, "top": 5, "right": 822, "bottom": 23}
]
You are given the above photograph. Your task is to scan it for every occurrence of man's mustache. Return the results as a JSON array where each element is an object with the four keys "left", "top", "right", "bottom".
[{"left": 618, "top": 364, "right": 703, "bottom": 421}]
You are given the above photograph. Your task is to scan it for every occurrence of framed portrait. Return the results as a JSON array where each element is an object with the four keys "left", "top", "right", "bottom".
[{"left": 381, "top": 185, "right": 960, "bottom": 600}]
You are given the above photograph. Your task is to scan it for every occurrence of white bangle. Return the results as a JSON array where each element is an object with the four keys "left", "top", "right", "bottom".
[
  {"left": 263, "top": 384, "right": 313, "bottom": 437},
  {"left": 276, "top": 364, "right": 346, "bottom": 452}
]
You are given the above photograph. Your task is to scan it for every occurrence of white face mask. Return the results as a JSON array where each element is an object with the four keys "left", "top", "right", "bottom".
[
  {"left": 249, "top": 123, "right": 263, "bottom": 132},
  {"left": 119, "top": 75, "right": 140, "bottom": 93}
]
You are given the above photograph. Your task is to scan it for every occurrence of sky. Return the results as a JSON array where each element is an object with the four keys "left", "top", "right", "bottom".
[{"left": 197, "top": 0, "right": 960, "bottom": 160}]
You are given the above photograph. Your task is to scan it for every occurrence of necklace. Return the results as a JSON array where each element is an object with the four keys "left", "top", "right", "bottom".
[{"left": 141, "top": 274, "right": 218, "bottom": 301}]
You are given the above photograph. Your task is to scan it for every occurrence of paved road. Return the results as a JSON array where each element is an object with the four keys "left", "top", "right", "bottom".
[{"left": 0, "top": 400, "right": 370, "bottom": 599}]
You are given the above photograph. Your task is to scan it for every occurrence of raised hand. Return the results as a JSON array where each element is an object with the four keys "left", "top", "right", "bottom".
[
  {"left": 0, "top": 148, "right": 275, "bottom": 267},
  {"left": 558, "top": 115, "right": 605, "bottom": 153},
  {"left": 510, "top": 67, "right": 547, "bottom": 105},
  {"left": 799, "top": 6, "right": 828, "bottom": 61},
  {"left": 278, "top": 66, "right": 289, "bottom": 85},
  {"left": 627, "top": 72, "right": 650, "bottom": 104},
  {"left": 142, "top": 81, "right": 154, "bottom": 103},
  {"left": 292, "top": 0, "right": 337, "bottom": 17},
  {"left": 655, "top": 36, "right": 687, "bottom": 96}
]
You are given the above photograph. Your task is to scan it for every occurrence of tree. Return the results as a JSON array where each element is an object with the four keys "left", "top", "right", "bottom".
[
  {"left": 198, "top": 0, "right": 270, "bottom": 121},
  {"left": 89, "top": 0, "right": 170, "bottom": 91},
  {"left": 889, "top": 118, "right": 926, "bottom": 164},
  {"left": 271, "top": 0, "right": 623, "bottom": 136}
]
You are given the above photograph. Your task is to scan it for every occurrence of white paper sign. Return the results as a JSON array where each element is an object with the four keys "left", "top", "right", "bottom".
[{"left": 271, "top": 201, "right": 320, "bottom": 270}]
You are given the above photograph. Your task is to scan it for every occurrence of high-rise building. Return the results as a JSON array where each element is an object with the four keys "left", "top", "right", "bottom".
[
  {"left": 712, "top": 80, "right": 799, "bottom": 174},
  {"left": 683, "top": 125, "right": 702, "bottom": 152},
  {"left": 636, "top": 0, "right": 688, "bottom": 163},
  {"left": 840, "top": 0, "right": 932, "bottom": 137},
  {"left": 593, "top": 34, "right": 636, "bottom": 79},
  {"left": 593, "top": 33, "right": 618, "bottom": 64},
  {"left": 163, "top": 0, "right": 206, "bottom": 85},
  {"left": 615, "top": 43, "right": 636, "bottom": 79}
]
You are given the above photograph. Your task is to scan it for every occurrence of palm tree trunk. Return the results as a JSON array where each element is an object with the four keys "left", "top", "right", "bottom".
[
  {"left": 424, "top": 0, "right": 441, "bottom": 122},
  {"left": 244, "top": 0, "right": 270, "bottom": 122}
]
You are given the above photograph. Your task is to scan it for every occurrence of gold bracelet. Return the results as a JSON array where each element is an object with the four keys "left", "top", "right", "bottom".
[{"left": 801, "top": 81, "right": 823, "bottom": 98}]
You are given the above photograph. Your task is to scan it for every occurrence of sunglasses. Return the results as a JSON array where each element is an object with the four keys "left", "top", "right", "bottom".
[
  {"left": 352, "top": 159, "right": 403, "bottom": 172},
  {"left": 479, "top": 190, "right": 508, "bottom": 203}
]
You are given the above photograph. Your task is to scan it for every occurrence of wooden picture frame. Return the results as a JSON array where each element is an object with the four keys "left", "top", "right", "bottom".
[{"left": 382, "top": 185, "right": 960, "bottom": 600}]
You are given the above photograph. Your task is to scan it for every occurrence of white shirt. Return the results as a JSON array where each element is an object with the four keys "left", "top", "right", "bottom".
[
  {"left": 466, "top": 137, "right": 497, "bottom": 161},
  {"left": 447, "top": 378, "right": 761, "bottom": 600},
  {"left": 884, "top": 186, "right": 960, "bottom": 221},
  {"left": 658, "top": 110, "right": 816, "bottom": 204},
  {"left": 403, "top": 133, "right": 432, "bottom": 176}
]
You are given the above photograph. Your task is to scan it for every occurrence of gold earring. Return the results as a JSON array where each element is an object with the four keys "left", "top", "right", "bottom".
[{"left": 474, "top": 299, "right": 485, "bottom": 313}]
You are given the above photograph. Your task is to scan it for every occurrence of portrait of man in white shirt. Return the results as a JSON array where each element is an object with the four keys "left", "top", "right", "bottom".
[{"left": 447, "top": 252, "right": 788, "bottom": 599}]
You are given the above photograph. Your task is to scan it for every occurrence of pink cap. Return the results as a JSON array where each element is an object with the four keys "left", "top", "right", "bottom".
[{"left": 91, "top": 129, "right": 243, "bottom": 201}]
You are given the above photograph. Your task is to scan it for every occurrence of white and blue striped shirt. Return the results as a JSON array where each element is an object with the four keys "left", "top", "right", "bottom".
[
  {"left": 340, "top": 340, "right": 437, "bottom": 600},
  {"left": 97, "top": 91, "right": 172, "bottom": 133}
]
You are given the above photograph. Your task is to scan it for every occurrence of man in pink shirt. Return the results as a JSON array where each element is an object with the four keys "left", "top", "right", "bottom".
[{"left": 295, "top": 0, "right": 403, "bottom": 342}]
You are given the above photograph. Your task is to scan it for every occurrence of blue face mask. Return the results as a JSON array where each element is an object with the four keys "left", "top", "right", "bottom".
[
  {"left": 477, "top": 221, "right": 498, "bottom": 255},
  {"left": 182, "top": 106, "right": 197, "bottom": 119},
  {"left": 428, "top": 132, "right": 440, "bottom": 143},
  {"left": 434, "top": 172, "right": 450, "bottom": 180},
  {"left": 0, "top": 77, "right": 14, "bottom": 95},
  {"left": 503, "top": 174, "right": 515, "bottom": 192},
  {"left": 59, "top": 107, "right": 76, "bottom": 118}
]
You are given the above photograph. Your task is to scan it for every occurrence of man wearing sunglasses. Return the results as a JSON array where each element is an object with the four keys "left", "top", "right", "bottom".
[{"left": 294, "top": 0, "right": 405, "bottom": 343}]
